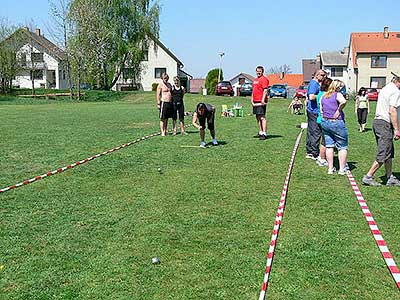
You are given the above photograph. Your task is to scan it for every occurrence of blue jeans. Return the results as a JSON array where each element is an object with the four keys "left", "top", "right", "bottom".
[{"left": 321, "top": 119, "right": 348, "bottom": 150}]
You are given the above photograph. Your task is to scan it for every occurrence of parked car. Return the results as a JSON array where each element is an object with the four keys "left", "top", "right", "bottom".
[
  {"left": 239, "top": 82, "right": 252, "bottom": 96},
  {"left": 366, "top": 88, "right": 378, "bottom": 101},
  {"left": 295, "top": 85, "right": 308, "bottom": 98},
  {"left": 269, "top": 84, "right": 287, "bottom": 98},
  {"left": 216, "top": 81, "right": 234, "bottom": 96}
]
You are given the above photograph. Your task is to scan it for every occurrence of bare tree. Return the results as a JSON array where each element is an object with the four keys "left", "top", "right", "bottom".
[
  {"left": 47, "top": 0, "right": 74, "bottom": 98},
  {"left": 267, "top": 64, "right": 292, "bottom": 75}
]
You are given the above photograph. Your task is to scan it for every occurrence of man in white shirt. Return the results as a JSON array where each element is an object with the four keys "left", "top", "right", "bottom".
[{"left": 363, "top": 73, "right": 400, "bottom": 186}]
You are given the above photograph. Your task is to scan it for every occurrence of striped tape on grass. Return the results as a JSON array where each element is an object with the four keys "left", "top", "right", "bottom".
[
  {"left": 346, "top": 172, "right": 400, "bottom": 290},
  {"left": 0, "top": 124, "right": 192, "bottom": 194},
  {"left": 259, "top": 129, "right": 304, "bottom": 300},
  {"left": 0, "top": 132, "right": 160, "bottom": 194}
]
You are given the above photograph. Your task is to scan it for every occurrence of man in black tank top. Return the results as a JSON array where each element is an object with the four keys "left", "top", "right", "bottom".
[
  {"left": 171, "top": 77, "right": 186, "bottom": 135},
  {"left": 192, "top": 102, "right": 218, "bottom": 148}
]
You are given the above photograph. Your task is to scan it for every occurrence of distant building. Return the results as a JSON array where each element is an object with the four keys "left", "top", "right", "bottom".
[
  {"left": 348, "top": 27, "right": 400, "bottom": 92},
  {"left": 4, "top": 27, "right": 69, "bottom": 89},
  {"left": 266, "top": 73, "right": 304, "bottom": 88},
  {"left": 189, "top": 78, "right": 206, "bottom": 93},
  {"left": 319, "top": 48, "right": 349, "bottom": 90},
  {"left": 229, "top": 72, "right": 255, "bottom": 96},
  {"left": 302, "top": 58, "right": 320, "bottom": 84},
  {"left": 115, "top": 39, "right": 192, "bottom": 92}
]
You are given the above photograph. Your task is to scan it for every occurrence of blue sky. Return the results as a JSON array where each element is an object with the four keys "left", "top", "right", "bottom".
[{"left": 2, "top": 0, "right": 400, "bottom": 79}]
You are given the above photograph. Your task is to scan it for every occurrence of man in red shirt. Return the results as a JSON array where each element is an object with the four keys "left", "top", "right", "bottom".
[{"left": 251, "top": 66, "right": 270, "bottom": 140}]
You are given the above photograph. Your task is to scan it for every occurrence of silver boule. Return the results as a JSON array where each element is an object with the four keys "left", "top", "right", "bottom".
[{"left": 151, "top": 257, "right": 161, "bottom": 264}]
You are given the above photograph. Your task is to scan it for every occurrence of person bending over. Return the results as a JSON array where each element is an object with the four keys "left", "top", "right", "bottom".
[{"left": 192, "top": 103, "right": 218, "bottom": 148}]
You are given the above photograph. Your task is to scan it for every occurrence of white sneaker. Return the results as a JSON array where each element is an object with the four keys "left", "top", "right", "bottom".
[
  {"left": 338, "top": 169, "right": 350, "bottom": 175},
  {"left": 212, "top": 139, "right": 218, "bottom": 145},
  {"left": 328, "top": 167, "right": 336, "bottom": 175},
  {"left": 316, "top": 157, "right": 328, "bottom": 167},
  {"left": 200, "top": 141, "right": 206, "bottom": 148}
]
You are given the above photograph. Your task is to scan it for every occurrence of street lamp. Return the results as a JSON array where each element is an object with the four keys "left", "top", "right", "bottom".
[{"left": 217, "top": 52, "right": 225, "bottom": 83}]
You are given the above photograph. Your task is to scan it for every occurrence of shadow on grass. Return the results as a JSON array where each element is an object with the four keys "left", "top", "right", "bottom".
[
  {"left": 347, "top": 161, "right": 358, "bottom": 171},
  {"left": 206, "top": 140, "right": 227, "bottom": 146},
  {"left": 266, "top": 134, "right": 283, "bottom": 139}
]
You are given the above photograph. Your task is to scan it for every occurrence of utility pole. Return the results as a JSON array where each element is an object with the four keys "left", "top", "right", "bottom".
[{"left": 217, "top": 52, "right": 225, "bottom": 83}]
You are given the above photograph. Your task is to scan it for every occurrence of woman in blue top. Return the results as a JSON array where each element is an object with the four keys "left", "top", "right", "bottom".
[{"left": 320, "top": 79, "right": 348, "bottom": 175}]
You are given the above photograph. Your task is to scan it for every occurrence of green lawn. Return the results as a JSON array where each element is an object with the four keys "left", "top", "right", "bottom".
[{"left": 0, "top": 92, "right": 399, "bottom": 300}]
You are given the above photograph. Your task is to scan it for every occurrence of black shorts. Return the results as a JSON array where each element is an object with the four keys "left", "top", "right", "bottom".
[
  {"left": 199, "top": 113, "right": 215, "bottom": 131},
  {"left": 160, "top": 101, "right": 174, "bottom": 119},
  {"left": 172, "top": 102, "right": 185, "bottom": 122},
  {"left": 293, "top": 104, "right": 303, "bottom": 110},
  {"left": 253, "top": 105, "right": 266, "bottom": 116},
  {"left": 373, "top": 119, "right": 394, "bottom": 163}
]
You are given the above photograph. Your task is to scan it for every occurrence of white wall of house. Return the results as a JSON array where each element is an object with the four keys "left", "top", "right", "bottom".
[
  {"left": 230, "top": 76, "right": 252, "bottom": 96},
  {"left": 114, "top": 40, "right": 180, "bottom": 91},
  {"left": 140, "top": 42, "right": 180, "bottom": 91},
  {"left": 12, "top": 43, "right": 66, "bottom": 89},
  {"left": 322, "top": 66, "right": 348, "bottom": 90},
  {"left": 347, "top": 47, "right": 357, "bottom": 94},
  {"left": 355, "top": 53, "right": 400, "bottom": 89}
]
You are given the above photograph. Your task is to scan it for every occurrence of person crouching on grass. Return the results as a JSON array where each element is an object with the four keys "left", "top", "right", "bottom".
[{"left": 192, "top": 103, "right": 218, "bottom": 148}]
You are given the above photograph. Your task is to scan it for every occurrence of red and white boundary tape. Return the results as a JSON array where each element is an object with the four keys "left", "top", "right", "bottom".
[
  {"left": 0, "top": 124, "right": 192, "bottom": 194},
  {"left": 259, "top": 129, "right": 304, "bottom": 300},
  {"left": 346, "top": 172, "right": 400, "bottom": 289},
  {"left": 0, "top": 132, "right": 159, "bottom": 194}
]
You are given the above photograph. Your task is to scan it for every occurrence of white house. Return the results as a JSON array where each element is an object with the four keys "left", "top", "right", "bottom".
[
  {"left": 114, "top": 39, "right": 192, "bottom": 92},
  {"left": 10, "top": 28, "right": 69, "bottom": 90},
  {"left": 229, "top": 72, "right": 255, "bottom": 96},
  {"left": 319, "top": 49, "right": 349, "bottom": 91}
]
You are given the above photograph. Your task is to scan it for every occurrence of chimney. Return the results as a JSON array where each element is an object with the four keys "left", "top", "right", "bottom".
[
  {"left": 384, "top": 26, "right": 389, "bottom": 39},
  {"left": 35, "top": 28, "right": 41, "bottom": 36}
]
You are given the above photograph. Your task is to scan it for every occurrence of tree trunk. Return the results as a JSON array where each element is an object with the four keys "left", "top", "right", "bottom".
[
  {"left": 77, "top": 69, "right": 81, "bottom": 101},
  {"left": 109, "top": 54, "right": 127, "bottom": 90}
]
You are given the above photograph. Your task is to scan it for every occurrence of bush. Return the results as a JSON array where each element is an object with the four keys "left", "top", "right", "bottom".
[
  {"left": 152, "top": 83, "right": 158, "bottom": 91},
  {"left": 205, "top": 68, "right": 222, "bottom": 95}
]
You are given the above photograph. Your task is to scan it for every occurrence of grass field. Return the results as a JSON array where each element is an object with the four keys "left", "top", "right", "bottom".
[{"left": 0, "top": 91, "right": 399, "bottom": 300}]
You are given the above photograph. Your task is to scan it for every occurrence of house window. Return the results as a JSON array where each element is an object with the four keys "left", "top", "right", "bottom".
[
  {"left": 122, "top": 68, "right": 135, "bottom": 79},
  {"left": 31, "top": 53, "right": 44, "bottom": 63},
  {"left": 20, "top": 53, "right": 27, "bottom": 66},
  {"left": 142, "top": 50, "right": 149, "bottom": 61},
  {"left": 30, "top": 70, "right": 43, "bottom": 80},
  {"left": 155, "top": 68, "right": 166, "bottom": 79},
  {"left": 62, "top": 70, "right": 66, "bottom": 80},
  {"left": 371, "top": 55, "right": 387, "bottom": 68},
  {"left": 331, "top": 67, "right": 343, "bottom": 77},
  {"left": 370, "top": 77, "right": 386, "bottom": 88}
]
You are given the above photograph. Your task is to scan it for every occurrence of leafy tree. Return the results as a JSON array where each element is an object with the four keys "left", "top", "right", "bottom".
[
  {"left": 69, "top": 0, "right": 160, "bottom": 90},
  {"left": 205, "top": 68, "right": 222, "bottom": 95},
  {"left": 0, "top": 19, "right": 21, "bottom": 94}
]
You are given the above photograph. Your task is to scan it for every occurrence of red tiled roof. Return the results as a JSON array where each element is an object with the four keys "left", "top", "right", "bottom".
[
  {"left": 351, "top": 32, "right": 400, "bottom": 68},
  {"left": 266, "top": 74, "right": 304, "bottom": 87}
]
